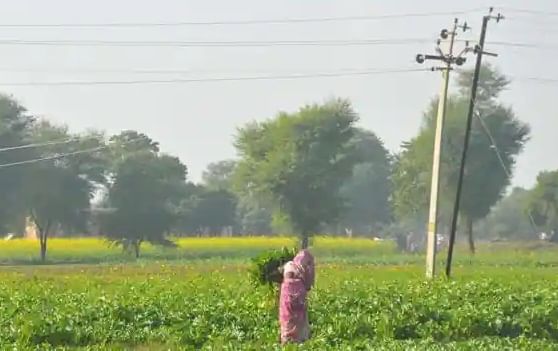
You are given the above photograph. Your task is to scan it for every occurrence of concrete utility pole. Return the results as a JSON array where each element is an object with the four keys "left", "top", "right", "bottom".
[
  {"left": 445, "top": 8, "right": 504, "bottom": 278},
  {"left": 416, "top": 18, "right": 469, "bottom": 279}
]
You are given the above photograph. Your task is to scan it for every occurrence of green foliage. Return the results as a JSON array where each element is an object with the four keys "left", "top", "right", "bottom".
[
  {"left": 101, "top": 147, "right": 187, "bottom": 257},
  {"left": 390, "top": 147, "right": 430, "bottom": 221},
  {"left": 338, "top": 129, "right": 392, "bottom": 234},
  {"left": 236, "top": 198, "right": 273, "bottom": 235},
  {"left": 0, "top": 94, "right": 34, "bottom": 233},
  {"left": 526, "top": 170, "right": 558, "bottom": 236},
  {"left": 233, "top": 170, "right": 274, "bottom": 235},
  {"left": 174, "top": 184, "right": 238, "bottom": 235},
  {"left": 2, "top": 258, "right": 558, "bottom": 349},
  {"left": 25, "top": 166, "right": 91, "bottom": 250},
  {"left": 457, "top": 64, "right": 511, "bottom": 104},
  {"left": 234, "top": 99, "right": 358, "bottom": 247},
  {"left": 249, "top": 247, "right": 297, "bottom": 287},
  {"left": 202, "top": 160, "right": 237, "bottom": 191},
  {"left": 191, "top": 189, "right": 237, "bottom": 234},
  {"left": 478, "top": 187, "right": 535, "bottom": 240},
  {"left": 106, "top": 130, "right": 160, "bottom": 167},
  {"left": 22, "top": 120, "right": 105, "bottom": 261},
  {"left": 392, "top": 65, "right": 530, "bottom": 251}
]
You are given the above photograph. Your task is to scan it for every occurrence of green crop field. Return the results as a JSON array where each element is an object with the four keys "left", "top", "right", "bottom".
[{"left": 1, "top": 237, "right": 558, "bottom": 350}]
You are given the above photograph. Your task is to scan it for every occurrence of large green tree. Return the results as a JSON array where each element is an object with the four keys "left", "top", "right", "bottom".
[
  {"left": 101, "top": 146, "right": 187, "bottom": 257},
  {"left": 234, "top": 99, "right": 358, "bottom": 248},
  {"left": 22, "top": 120, "right": 106, "bottom": 261},
  {"left": 392, "top": 65, "right": 529, "bottom": 253},
  {"left": 478, "top": 187, "right": 535, "bottom": 240},
  {"left": 236, "top": 199, "right": 273, "bottom": 235},
  {"left": 0, "top": 95, "right": 35, "bottom": 234},
  {"left": 337, "top": 129, "right": 392, "bottom": 235},
  {"left": 526, "top": 170, "right": 558, "bottom": 240},
  {"left": 107, "top": 130, "right": 159, "bottom": 160},
  {"left": 191, "top": 189, "right": 237, "bottom": 235},
  {"left": 201, "top": 160, "right": 276, "bottom": 235},
  {"left": 202, "top": 160, "right": 237, "bottom": 191},
  {"left": 174, "top": 178, "right": 239, "bottom": 237}
]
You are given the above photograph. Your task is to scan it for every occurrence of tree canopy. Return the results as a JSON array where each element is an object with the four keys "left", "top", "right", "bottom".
[
  {"left": 337, "top": 129, "right": 392, "bottom": 234},
  {"left": 202, "top": 160, "right": 237, "bottom": 191},
  {"left": 526, "top": 170, "right": 558, "bottom": 240},
  {"left": 392, "top": 64, "right": 529, "bottom": 252},
  {"left": 0, "top": 95, "right": 34, "bottom": 234},
  {"left": 0, "top": 63, "right": 541, "bottom": 260},
  {"left": 101, "top": 146, "right": 187, "bottom": 257},
  {"left": 478, "top": 187, "right": 535, "bottom": 240},
  {"left": 234, "top": 99, "right": 358, "bottom": 247},
  {"left": 22, "top": 120, "right": 106, "bottom": 261}
]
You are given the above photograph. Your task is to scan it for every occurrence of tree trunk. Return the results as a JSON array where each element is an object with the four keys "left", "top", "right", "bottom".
[
  {"left": 134, "top": 241, "right": 141, "bottom": 258},
  {"left": 38, "top": 220, "right": 51, "bottom": 263},
  {"left": 466, "top": 217, "right": 475, "bottom": 254},
  {"left": 40, "top": 238, "right": 47, "bottom": 262},
  {"left": 300, "top": 234, "right": 309, "bottom": 250}
]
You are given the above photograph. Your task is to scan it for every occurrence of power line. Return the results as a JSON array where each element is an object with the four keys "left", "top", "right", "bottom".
[
  {"left": 500, "top": 7, "right": 558, "bottom": 17},
  {"left": 455, "top": 73, "right": 558, "bottom": 86},
  {"left": 455, "top": 39, "right": 558, "bottom": 51},
  {"left": 0, "top": 68, "right": 430, "bottom": 87},
  {"left": 0, "top": 8, "right": 485, "bottom": 28},
  {"left": 0, "top": 38, "right": 553, "bottom": 51},
  {"left": 456, "top": 39, "right": 558, "bottom": 51},
  {"left": 489, "top": 41, "right": 558, "bottom": 50},
  {"left": 0, "top": 38, "right": 430, "bottom": 48},
  {"left": 0, "top": 135, "right": 145, "bottom": 169},
  {"left": 474, "top": 111, "right": 539, "bottom": 232},
  {"left": 499, "top": 11, "right": 558, "bottom": 32},
  {"left": 5, "top": 38, "right": 556, "bottom": 51},
  {"left": 502, "top": 75, "right": 558, "bottom": 85},
  {"left": 0, "top": 66, "right": 425, "bottom": 75},
  {"left": 454, "top": 69, "right": 558, "bottom": 85},
  {"left": 0, "top": 137, "right": 82, "bottom": 153},
  {"left": 504, "top": 15, "right": 558, "bottom": 25},
  {"left": 0, "top": 67, "right": 221, "bottom": 75},
  {"left": 0, "top": 146, "right": 106, "bottom": 169},
  {"left": 0, "top": 69, "right": 554, "bottom": 87},
  {"left": 516, "top": 76, "right": 558, "bottom": 84},
  {"left": 475, "top": 113, "right": 512, "bottom": 178}
]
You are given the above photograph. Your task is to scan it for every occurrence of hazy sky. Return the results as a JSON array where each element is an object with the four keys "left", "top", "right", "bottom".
[{"left": 0, "top": 0, "right": 556, "bottom": 188}]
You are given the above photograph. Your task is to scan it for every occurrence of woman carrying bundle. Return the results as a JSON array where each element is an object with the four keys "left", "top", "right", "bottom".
[{"left": 279, "top": 249, "right": 315, "bottom": 344}]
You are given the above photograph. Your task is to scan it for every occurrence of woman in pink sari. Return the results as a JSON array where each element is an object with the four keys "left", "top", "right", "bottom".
[{"left": 279, "top": 249, "right": 315, "bottom": 344}]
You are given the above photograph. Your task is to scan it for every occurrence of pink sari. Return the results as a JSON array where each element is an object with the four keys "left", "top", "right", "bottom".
[{"left": 279, "top": 250, "right": 315, "bottom": 344}]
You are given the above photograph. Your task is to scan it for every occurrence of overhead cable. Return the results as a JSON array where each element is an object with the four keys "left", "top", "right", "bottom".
[
  {"left": 0, "top": 68, "right": 430, "bottom": 87},
  {"left": 0, "top": 38, "right": 431, "bottom": 47},
  {"left": 0, "top": 8, "right": 486, "bottom": 28}
]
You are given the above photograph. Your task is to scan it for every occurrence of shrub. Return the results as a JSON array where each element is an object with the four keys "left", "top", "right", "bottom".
[{"left": 249, "top": 247, "right": 297, "bottom": 288}]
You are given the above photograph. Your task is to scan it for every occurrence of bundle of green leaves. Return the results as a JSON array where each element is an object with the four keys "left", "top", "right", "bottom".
[{"left": 249, "top": 247, "right": 297, "bottom": 287}]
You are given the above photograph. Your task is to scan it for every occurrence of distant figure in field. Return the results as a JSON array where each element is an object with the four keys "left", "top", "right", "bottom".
[
  {"left": 406, "top": 231, "right": 419, "bottom": 253},
  {"left": 436, "top": 234, "right": 448, "bottom": 252},
  {"left": 279, "top": 249, "right": 315, "bottom": 345}
]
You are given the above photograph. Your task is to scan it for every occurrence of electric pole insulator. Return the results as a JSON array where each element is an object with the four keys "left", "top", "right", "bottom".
[{"left": 416, "top": 54, "right": 425, "bottom": 64}]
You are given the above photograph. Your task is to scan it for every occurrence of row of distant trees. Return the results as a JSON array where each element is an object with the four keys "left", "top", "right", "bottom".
[{"left": 1, "top": 64, "right": 557, "bottom": 260}]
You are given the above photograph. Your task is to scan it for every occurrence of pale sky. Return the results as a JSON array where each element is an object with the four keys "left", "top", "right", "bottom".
[{"left": 0, "top": 0, "right": 556, "bottom": 188}]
